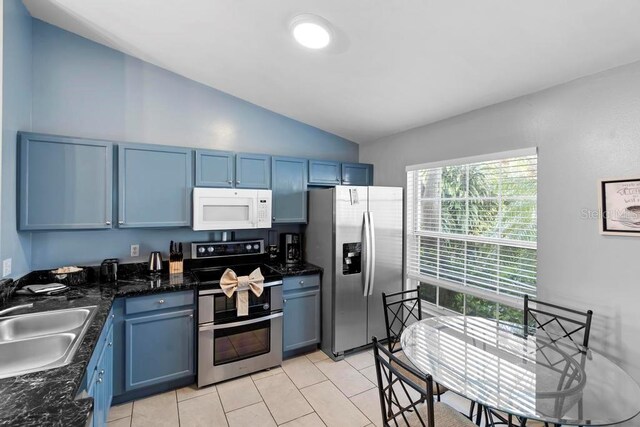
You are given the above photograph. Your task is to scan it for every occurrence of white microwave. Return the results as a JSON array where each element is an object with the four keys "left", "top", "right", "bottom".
[{"left": 192, "top": 188, "right": 272, "bottom": 231}]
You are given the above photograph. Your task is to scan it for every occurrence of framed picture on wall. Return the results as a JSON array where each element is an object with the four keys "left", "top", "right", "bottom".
[{"left": 600, "top": 178, "right": 640, "bottom": 235}]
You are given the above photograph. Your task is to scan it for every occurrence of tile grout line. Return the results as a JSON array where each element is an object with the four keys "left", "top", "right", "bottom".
[
  {"left": 247, "top": 372, "right": 278, "bottom": 426},
  {"left": 175, "top": 385, "right": 218, "bottom": 403},
  {"left": 295, "top": 354, "right": 373, "bottom": 426},
  {"left": 278, "top": 360, "right": 327, "bottom": 427},
  {"left": 174, "top": 390, "right": 181, "bottom": 427}
]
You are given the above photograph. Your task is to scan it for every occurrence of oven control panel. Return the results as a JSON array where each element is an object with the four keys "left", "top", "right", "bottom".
[{"left": 191, "top": 239, "right": 265, "bottom": 259}]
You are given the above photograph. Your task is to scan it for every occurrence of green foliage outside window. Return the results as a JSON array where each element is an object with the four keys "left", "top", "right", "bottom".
[{"left": 414, "top": 155, "right": 536, "bottom": 324}]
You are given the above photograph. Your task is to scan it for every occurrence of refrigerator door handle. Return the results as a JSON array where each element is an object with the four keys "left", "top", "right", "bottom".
[
  {"left": 362, "top": 211, "right": 371, "bottom": 297},
  {"left": 368, "top": 212, "right": 376, "bottom": 296}
]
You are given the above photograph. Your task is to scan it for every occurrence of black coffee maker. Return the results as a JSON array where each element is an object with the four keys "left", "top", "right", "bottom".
[
  {"left": 100, "top": 258, "right": 119, "bottom": 283},
  {"left": 280, "top": 233, "right": 302, "bottom": 265}
]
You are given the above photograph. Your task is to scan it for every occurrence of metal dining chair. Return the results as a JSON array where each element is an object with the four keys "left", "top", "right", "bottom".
[
  {"left": 372, "top": 337, "right": 477, "bottom": 427},
  {"left": 487, "top": 296, "right": 594, "bottom": 427},
  {"left": 382, "top": 287, "right": 448, "bottom": 401}
]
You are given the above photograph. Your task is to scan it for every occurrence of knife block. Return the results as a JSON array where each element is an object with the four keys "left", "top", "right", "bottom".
[{"left": 169, "top": 260, "right": 183, "bottom": 274}]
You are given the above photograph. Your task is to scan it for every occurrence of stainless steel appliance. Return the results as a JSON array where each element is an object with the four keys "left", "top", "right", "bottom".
[
  {"left": 192, "top": 239, "right": 283, "bottom": 387},
  {"left": 100, "top": 258, "right": 118, "bottom": 283},
  {"left": 306, "top": 186, "right": 403, "bottom": 359},
  {"left": 280, "top": 233, "right": 301, "bottom": 265},
  {"left": 192, "top": 188, "right": 272, "bottom": 231}
]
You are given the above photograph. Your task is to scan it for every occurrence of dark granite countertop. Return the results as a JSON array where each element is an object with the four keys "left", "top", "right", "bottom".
[
  {"left": 0, "top": 265, "right": 198, "bottom": 427},
  {"left": 266, "top": 262, "right": 323, "bottom": 277}
]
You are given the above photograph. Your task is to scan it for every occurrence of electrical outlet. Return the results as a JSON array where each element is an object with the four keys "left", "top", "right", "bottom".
[
  {"left": 3, "top": 259, "right": 12, "bottom": 277},
  {"left": 130, "top": 244, "right": 140, "bottom": 257}
]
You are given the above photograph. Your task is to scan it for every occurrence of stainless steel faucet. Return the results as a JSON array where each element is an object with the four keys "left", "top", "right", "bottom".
[{"left": 0, "top": 303, "right": 34, "bottom": 317}]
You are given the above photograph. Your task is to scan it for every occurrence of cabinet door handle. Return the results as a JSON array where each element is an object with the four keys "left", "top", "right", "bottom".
[
  {"left": 97, "top": 378, "right": 103, "bottom": 383},
  {"left": 227, "top": 180, "right": 232, "bottom": 184},
  {"left": 99, "top": 369, "right": 105, "bottom": 375},
  {"left": 283, "top": 299, "right": 287, "bottom": 304},
  {"left": 158, "top": 299, "right": 165, "bottom": 304},
  {"left": 105, "top": 221, "right": 111, "bottom": 225},
  {"left": 189, "top": 314, "right": 193, "bottom": 318},
  {"left": 119, "top": 221, "right": 124, "bottom": 225},
  {"left": 272, "top": 216, "right": 276, "bottom": 220},
  {"left": 299, "top": 280, "right": 305, "bottom": 285},
  {"left": 236, "top": 180, "right": 240, "bottom": 184}
]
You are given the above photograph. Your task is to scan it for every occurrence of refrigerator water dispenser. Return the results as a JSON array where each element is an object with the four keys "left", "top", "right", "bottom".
[{"left": 342, "top": 242, "right": 362, "bottom": 275}]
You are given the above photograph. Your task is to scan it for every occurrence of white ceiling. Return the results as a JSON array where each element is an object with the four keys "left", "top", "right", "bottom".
[{"left": 23, "top": 0, "right": 640, "bottom": 143}]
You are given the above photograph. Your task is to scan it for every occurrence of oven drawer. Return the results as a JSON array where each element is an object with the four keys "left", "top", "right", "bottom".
[
  {"left": 126, "top": 291, "right": 195, "bottom": 315},
  {"left": 283, "top": 274, "right": 320, "bottom": 292}
]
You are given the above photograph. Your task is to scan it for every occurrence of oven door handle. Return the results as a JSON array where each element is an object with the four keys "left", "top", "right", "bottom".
[
  {"left": 199, "top": 312, "right": 283, "bottom": 331},
  {"left": 198, "top": 280, "right": 283, "bottom": 295}
]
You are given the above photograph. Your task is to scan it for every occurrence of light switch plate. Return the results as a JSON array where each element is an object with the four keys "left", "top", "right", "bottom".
[
  {"left": 3, "top": 258, "right": 12, "bottom": 277},
  {"left": 130, "top": 244, "right": 140, "bottom": 257}
]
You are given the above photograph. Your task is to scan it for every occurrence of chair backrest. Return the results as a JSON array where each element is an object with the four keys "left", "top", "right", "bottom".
[
  {"left": 372, "top": 337, "right": 435, "bottom": 427},
  {"left": 524, "top": 294, "right": 593, "bottom": 349},
  {"left": 382, "top": 287, "right": 422, "bottom": 353}
]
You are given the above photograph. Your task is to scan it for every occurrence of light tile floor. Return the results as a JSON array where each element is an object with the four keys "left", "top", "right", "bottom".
[{"left": 107, "top": 348, "right": 478, "bottom": 427}]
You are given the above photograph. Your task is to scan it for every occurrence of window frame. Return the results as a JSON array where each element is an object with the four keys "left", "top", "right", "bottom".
[{"left": 405, "top": 148, "right": 538, "bottom": 317}]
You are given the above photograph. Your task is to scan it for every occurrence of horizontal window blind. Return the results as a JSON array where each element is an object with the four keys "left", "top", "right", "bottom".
[{"left": 406, "top": 152, "right": 537, "bottom": 299}]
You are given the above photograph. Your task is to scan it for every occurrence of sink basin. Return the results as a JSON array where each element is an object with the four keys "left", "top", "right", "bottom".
[
  {"left": 0, "top": 306, "right": 97, "bottom": 379},
  {"left": 0, "top": 307, "right": 94, "bottom": 341},
  {"left": 0, "top": 333, "right": 75, "bottom": 378}
]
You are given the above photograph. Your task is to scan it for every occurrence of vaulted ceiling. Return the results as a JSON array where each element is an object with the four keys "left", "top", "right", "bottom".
[{"left": 24, "top": 0, "right": 640, "bottom": 143}]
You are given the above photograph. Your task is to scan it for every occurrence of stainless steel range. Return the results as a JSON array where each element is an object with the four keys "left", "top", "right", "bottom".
[{"left": 191, "top": 239, "right": 283, "bottom": 387}]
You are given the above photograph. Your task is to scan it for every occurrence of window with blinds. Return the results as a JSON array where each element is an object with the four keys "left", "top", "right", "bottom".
[{"left": 406, "top": 149, "right": 537, "bottom": 311}]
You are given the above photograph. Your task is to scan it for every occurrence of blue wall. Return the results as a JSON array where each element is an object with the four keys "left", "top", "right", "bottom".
[
  {"left": 3, "top": 16, "right": 358, "bottom": 271},
  {"left": 2, "top": 0, "right": 32, "bottom": 278}
]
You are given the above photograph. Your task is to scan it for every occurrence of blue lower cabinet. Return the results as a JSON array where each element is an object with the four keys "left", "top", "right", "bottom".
[
  {"left": 272, "top": 156, "right": 308, "bottom": 223},
  {"left": 341, "top": 162, "right": 373, "bottom": 186},
  {"left": 87, "top": 310, "right": 114, "bottom": 427},
  {"left": 124, "top": 309, "right": 195, "bottom": 390},
  {"left": 283, "top": 275, "right": 321, "bottom": 352}
]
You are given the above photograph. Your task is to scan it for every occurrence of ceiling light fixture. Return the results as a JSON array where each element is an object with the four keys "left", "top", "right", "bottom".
[{"left": 290, "top": 14, "right": 332, "bottom": 50}]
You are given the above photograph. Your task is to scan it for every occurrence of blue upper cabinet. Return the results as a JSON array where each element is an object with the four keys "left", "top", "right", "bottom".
[
  {"left": 194, "top": 149, "right": 234, "bottom": 188},
  {"left": 236, "top": 153, "right": 271, "bottom": 189},
  {"left": 118, "top": 143, "right": 192, "bottom": 228},
  {"left": 309, "top": 160, "right": 341, "bottom": 186},
  {"left": 272, "top": 156, "right": 308, "bottom": 223},
  {"left": 342, "top": 162, "right": 374, "bottom": 186},
  {"left": 18, "top": 132, "right": 113, "bottom": 231}
]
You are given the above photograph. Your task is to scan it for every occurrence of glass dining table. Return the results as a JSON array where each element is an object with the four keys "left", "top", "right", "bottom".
[{"left": 400, "top": 315, "right": 640, "bottom": 426}]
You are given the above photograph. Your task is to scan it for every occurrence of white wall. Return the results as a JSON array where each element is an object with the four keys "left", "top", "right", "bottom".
[{"left": 361, "top": 60, "right": 640, "bottom": 394}]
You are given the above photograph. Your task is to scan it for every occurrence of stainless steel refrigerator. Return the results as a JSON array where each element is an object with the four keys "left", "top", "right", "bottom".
[{"left": 305, "top": 186, "right": 403, "bottom": 359}]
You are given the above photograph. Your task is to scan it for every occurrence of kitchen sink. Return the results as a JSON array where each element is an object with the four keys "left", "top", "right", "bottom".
[
  {"left": 0, "top": 307, "right": 94, "bottom": 341},
  {"left": 0, "top": 306, "right": 97, "bottom": 379}
]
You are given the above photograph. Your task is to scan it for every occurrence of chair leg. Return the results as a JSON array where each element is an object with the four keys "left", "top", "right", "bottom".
[
  {"left": 469, "top": 401, "right": 476, "bottom": 420},
  {"left": 484, "top": 406, "right": 495, "bottom": 426},
  {"left": 474, "top": 404, "right": 483, "bottom": 426}
]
